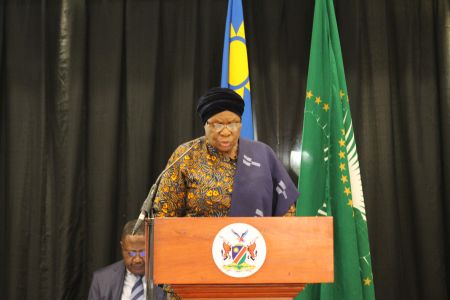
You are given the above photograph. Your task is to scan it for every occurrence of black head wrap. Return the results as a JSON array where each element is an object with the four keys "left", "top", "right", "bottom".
[{"left": 196, "top": 87, "right": 244, "bottom": 124}]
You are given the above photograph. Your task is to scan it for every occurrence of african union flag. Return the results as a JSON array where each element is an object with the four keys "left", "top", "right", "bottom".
[
  {"left": 296, "top": 0, "right": 375, "bottom": 299},
  {"left": 221, "top": 0, "right": 255, "bottom": 140}
]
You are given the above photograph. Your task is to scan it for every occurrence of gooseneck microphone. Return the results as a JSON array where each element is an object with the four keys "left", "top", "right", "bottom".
[
  {"left": 133, "top": 137, "right": 203, "bottom": 300},
  {"left": 132, "top": 136, "right": 203, "bottom": 234}
]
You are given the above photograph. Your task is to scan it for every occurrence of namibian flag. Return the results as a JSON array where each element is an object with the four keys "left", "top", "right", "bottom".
[
  {"left": 221, "top": 0, "right": 255, "bottom": 140},
  {"left": 232, "top": 245, "right": 247, "bottom": 265}
]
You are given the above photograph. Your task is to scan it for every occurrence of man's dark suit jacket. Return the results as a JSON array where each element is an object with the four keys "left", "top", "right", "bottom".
[{"left": 88, "top": 260, "right": 164, "bottom": 300}]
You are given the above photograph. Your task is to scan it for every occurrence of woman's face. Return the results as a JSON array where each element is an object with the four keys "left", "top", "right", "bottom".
[{"left": 204, "top": 110, "right": 241, "bottom": 157}]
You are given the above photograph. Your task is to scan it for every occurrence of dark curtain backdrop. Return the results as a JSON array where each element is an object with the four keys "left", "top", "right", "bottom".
[{"left": 1, "top": 0, "right": 449, "bottom": 299}]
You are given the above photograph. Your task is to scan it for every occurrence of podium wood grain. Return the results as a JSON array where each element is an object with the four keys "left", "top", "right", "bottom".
[{"left": 152, "top": 217, "right": 333, "bottom": 285}]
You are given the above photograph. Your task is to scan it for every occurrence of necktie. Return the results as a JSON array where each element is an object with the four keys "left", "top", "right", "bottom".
[{"left": 130, "top": 276, "right": 144, "bottom": 300}]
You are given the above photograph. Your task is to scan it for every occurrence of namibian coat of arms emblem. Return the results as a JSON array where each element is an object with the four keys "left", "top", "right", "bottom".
[{"left": 212, "top": 223, "right": 267, "bottom": 278}]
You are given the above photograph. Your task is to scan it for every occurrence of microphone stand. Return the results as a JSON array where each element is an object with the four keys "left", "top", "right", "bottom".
[
  {"left": 145, "top": 185, "right": 157, "bottom": 300},
  {"left": 132, "top": 138, "right": 203, "bottom": 300}
]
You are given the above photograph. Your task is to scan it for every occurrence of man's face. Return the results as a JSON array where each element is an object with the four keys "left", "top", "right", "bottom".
[{"left": 121, "top": 234, "right": 145, "bottom": 276}]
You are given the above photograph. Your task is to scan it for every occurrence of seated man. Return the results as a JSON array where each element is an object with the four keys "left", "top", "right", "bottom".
[{"left": 88, "top": 219, "right": 164, "bottom": 300}]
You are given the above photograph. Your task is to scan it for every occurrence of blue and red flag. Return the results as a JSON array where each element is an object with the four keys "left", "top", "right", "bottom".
[
  {"left": 221, "top": 0, "right": 255, "bottom": 140},
  {"left": 232, "top": 245, "right": 247, "bottom": 265}
]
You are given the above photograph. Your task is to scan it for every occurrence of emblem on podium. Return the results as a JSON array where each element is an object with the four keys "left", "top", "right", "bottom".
[{"left": 212, "top": 223, "right": 267, "bottom": 278}]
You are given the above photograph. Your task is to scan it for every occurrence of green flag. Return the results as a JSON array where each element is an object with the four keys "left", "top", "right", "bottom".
[{"left": 295, "top": 0, "right": 375, "bottom": 299}]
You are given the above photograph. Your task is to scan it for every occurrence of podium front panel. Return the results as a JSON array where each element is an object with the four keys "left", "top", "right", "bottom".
[{"left": 153, "top": 217, "right": 333, "bottom": 285}]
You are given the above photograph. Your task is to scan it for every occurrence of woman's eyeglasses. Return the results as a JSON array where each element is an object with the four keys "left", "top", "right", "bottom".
[{"left": 206, "top": 122, "right": 241, "bottom": 132}]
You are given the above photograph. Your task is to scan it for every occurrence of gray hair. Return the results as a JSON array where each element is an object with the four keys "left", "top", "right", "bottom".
[{"left": 121, "top": 219, "right": 145, "bottom": 240}]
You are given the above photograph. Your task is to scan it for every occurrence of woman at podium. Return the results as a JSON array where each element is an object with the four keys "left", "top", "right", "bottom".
[{"left": 153, "top": 87, "right": 298, "bottom": 218}]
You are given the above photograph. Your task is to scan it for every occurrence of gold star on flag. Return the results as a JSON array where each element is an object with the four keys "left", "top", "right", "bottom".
[
  {"left": 340, "top": 89, "right": 345, "bottom": 99},
  {"left": 344, "top": 187, "right": 351, "bottom": 196},
  {"left": 315, "top": 96, "right": 321, "bottom": 104},
  {"left": 347, "top": 199, "right": 353, "bottom": 206},
  {"left": 339, "top": 151, "right": 345, "bottom": 159},
  {"left": 323, "top": 103, "right": 330, "bottom": 111},
  {"left": 363, "top": 277, "right": 372, "bottom": 286},
  {"left": 339, "top": 163, "right": 346, "bottom": 171},
  {"left": 306, "top": 90, "right": 313, "bottom": 99},
  {"left": 339, "top": 139, "right": 345, "bottom": 147},
  {"left": 341, "top": 175, "right": 348, "bottom": 183}
]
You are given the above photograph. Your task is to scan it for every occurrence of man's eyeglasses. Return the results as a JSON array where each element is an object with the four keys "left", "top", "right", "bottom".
[
  {"left": 206, "top": 122, "right": 241, "bottom": 132},
  {"left": 127, "top": 250, "right": 145, "bottom": 258}
]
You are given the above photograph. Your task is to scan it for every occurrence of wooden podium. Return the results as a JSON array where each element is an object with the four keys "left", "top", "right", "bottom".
[{"left": 145, "top": 217, "right": 333, "bottom": 299}]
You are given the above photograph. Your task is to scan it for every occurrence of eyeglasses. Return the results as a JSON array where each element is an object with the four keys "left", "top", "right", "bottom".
[
  {"left": 206, "top": 122, "right": 241, "bottom": 132},
  {"left": 127, "top": 250, "right": 146, "bottom": 258}
]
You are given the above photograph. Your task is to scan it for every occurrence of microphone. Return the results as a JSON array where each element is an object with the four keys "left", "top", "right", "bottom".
[{"left": 132, "top": 137, "right": 203, "bottom": 234}]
